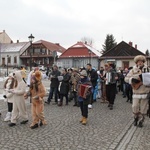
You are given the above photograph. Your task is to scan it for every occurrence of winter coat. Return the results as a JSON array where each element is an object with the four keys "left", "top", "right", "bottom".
[
  {"left": 87, "top": 69, "right": 98, "bottom": 87},
  {"left": 13, "top": 71, "right": 26, "bottom": 99},
  {"left": 50, "top": 70, "right": 61, "bottom": 88},
  {"left": 78, "top": 77, "right": 92, "bottom": 104},
  {"left": 60, "top": 73, "right": 70, "bottom": 95},
  {"left": 69, "top": 73, "right": 80, "bottom": 92},
  {"left": 124, "top": 65, "right": 150, "bottom": 98},
  {"left": 4, "top": 78, "right": 15, "bottom": 103}
]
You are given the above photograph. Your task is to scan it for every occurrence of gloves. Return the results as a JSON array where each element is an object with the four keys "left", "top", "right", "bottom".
[
  {"left": 139, "top": 74, "right": 143, "bottom": 81},
  {"left": 33, "top": 95, "right": 39, "bottom": 99},
  {"left": 3, "top": 95, "right": 7, "bottom": 99},
  {"left": 131, "top": 78, "right": 141, "bottom": 84}
]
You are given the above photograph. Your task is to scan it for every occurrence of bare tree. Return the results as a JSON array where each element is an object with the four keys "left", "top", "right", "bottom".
[{"left": 81, "top": 37, "right": 94, "bottom": 46}]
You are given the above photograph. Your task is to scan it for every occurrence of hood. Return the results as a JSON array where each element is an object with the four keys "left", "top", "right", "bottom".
[{"left": 14, "top": 71, "right": 23, "bottom": 82}]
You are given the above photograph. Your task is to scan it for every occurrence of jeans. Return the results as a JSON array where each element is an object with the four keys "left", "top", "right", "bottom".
[
  {"left": 47, "top": 87, "right": 59, "bottom": 103},
  {"left": 79, "top": 101, "right": 88, "bottom": 118}
]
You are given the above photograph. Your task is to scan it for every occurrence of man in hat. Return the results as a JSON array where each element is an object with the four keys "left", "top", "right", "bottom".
[
  {"left": 125, "top": 55, "right": 150, "bottom": 127},
  {"left": 103, "top": 63, "right": 118, "bottom": 110}
]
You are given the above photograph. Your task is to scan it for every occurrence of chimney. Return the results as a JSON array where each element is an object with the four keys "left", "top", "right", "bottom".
[
  {"left": 135, "top": 44, "right": 137, "bottom": 49},
  {"left": 85, "top": 41, "right": 87, "bottom": 44},
  {"left": 129, "top": 41, "right": 132, "bottom": 47},
  {"left": 3, "top": 30, "right": 5, "bottom": 33},
  {"left": 55, "top": 43, "right": 60, "bottom": 46},
  {"left": 17, "top": 40, "right": 19, "bottom": 43}
]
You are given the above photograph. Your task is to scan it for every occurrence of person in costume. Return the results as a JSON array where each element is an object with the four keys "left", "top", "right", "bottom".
[
  {"left": 125, "top": 55, "right": 150, "bottom": 127},
  {"left": 8, "top": 71, "right": 28, "bottom": 127},
  {"left": 24, "top": 70, "right": 47, "bottom": 129}
]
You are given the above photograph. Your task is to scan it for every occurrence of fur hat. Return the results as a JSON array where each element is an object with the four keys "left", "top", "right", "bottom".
[
  {"left": 34, "top": 71, "right": 42, "bottom": 81},
  {"left": 80, "top": 70, "right": 87, "bottom": 76},
  {"left": 134, "top": 55, "right": 146, "bottom": 63},
  {"left": 8, "top": 73, "right": 14, "bottom": 78}
]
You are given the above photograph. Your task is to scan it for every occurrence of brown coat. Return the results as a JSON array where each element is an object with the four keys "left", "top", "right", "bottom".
[{"left": 30, "top": 82, "right": 46, "bottom": 101}]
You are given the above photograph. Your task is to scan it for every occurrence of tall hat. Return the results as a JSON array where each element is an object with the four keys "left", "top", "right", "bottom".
[{"left": 134, "top": 55, "right": 146, "bottom": 63}]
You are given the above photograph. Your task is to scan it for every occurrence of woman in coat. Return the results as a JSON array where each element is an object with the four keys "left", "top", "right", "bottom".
[{"left": 58, "top": 68, "right": 71, "bottom": 106}]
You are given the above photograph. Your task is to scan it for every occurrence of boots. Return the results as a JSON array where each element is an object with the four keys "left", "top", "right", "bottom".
[
  {"left": 82, "top": 117, "right": 87, "bottom": 125},
  {"left": 79, "top": 117, "right": 84, "bottom": 123},
  {"left": 133, "top": 116, "right": 138, "bottom": 126},
  {"left": 4, "top": 112, "right": 11, "bottom": 122},
  {"left": 109, "top": 104, "right": 113, "bottom": 110}
]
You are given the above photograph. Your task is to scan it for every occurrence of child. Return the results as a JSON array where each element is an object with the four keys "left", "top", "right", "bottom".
[
  {"left": 78, "top": 70, "right": 92, "bottom": 125},
  {"left": 3, "top": 73, "right": 17, "bottom": 121},
  {"left": 24, "top": 70, "right": 47, "bottom": 129}
]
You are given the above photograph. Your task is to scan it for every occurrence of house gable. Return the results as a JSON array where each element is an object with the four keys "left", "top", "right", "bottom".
[{"left": 100, "top": 41, "right": 145, "bottom": 58}]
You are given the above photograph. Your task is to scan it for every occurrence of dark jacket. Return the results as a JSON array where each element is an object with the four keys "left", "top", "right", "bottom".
[
  {"left": 87, "top": 69, "right": 98, "bottom": 87},
  {"left": 78, "top": 77, "right": 92, "bottom": 103},
  {"left": 50, "top": 70, "right": 61, "bottom": 88},
  {"left": 60, "top": 73, "right": 71, "bottom": 95}
]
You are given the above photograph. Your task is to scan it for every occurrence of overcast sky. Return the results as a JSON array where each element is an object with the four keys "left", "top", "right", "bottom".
[{"left": 0, "top": 0, "right": 150, "bottom": 53}]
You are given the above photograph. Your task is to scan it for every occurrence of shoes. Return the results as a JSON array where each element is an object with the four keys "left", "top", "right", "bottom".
[
  {"left": 20, "top": 120, "right": 28, "bottom": 124},
  {"left": 80, "top": 117, "right": 84, "bottom": 123},
  {"left": 126, "top": 99, "right": 129, "bottom": 102},
  {"left": 4, "top": 112, "right": 11, "bottom": 122},
  {"left": 30, "top": 123, "right": 38, "bottom": 129},
  {"left": 138, "top": 121, "right": 143, "bottom": 128},
  {"left": 39, "top": 121, "right": 43, "bottom": 126},
  {"left": 73, "top": 104, "right": 77, "bottom": 106},
  {"left": 109, "top": 104, "right": 113, "bottom": 110},
  {"left": 45, "top": 101, "right": 50, "bottom": 104},
  {"left": 108, "top": 104, "right": 110, "bottom": 107},
  {"left": 82, "top": 117, "right": 87, "bottom": 125},
  {"left": 123, "top": 95, "right": 126, "bottom": 98},
  {"left": 133, "top": 117, "right": 138, "bottom": 126},
  {"left": 58, "top": 103, "right": 62, "bottom": 106},
  {"left": 9, "top": 123, "right": 16, "bottom": 127},
  {"left": 88, "top": 104, "right": 92, "bottom": 109}
]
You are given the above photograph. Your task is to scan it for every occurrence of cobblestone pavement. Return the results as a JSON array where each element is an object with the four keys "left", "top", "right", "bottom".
[{"left": 0, "top": 79, "right": 150, "bottom": 150}]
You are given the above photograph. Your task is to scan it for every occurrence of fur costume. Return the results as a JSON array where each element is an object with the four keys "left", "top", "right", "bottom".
[
  {"left": 10, "top": 71, "right": 28, "bottom": 124},
  {"left": 125, "top": 62, "right": 150, "bottom": 127},
  {"left": 25, "top": 70, "right": 47, "bottom": 128}
]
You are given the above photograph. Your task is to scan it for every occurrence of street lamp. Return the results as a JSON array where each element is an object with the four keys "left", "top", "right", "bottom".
[
  {"left": 7, "top": 55, "right": 9, "bottom": 76},
  {"left": 28, "top": 34, "right": 35, "bottom": 71},
  {"left": 88, "top": 49, "right": 91, "bottom": 63}
]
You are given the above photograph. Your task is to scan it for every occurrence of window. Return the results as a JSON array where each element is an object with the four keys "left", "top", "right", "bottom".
[
  {"left": 8, "top": 56, "right": 11, "bottom": 63},
  {"left": 14, "top": 56, "right": 17, "bottom": 63}
]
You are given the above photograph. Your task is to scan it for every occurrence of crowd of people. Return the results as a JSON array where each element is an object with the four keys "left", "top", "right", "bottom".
[{"left": 0, "top": 55, "right": 150, "bottom": 128}]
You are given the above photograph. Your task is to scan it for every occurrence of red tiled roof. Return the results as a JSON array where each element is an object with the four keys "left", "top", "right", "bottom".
[
  {"left": 34, "top": 40, "right": 66, "bottom": 53},
  {"left": 60, "top": 41, "right": 100, "bottom": 58}
]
